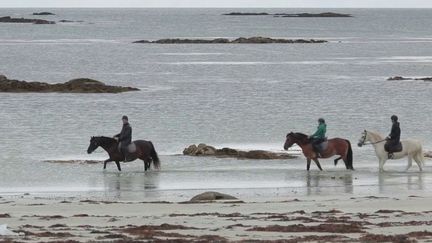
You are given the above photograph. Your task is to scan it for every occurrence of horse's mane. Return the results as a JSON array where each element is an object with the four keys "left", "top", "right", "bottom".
[
  {"left": 93, "top": 136, "right": 117, "bottom": 146},
  {"left": 365, "top": 130, "right": 384, "bottom": 140},
  {"left": 288, "top": 132, "right": 310, "bottom": 144}
]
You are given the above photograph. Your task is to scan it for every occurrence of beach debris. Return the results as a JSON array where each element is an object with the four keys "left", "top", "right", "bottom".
[
  {"left": 190, "top": 191, "right": 238, "bottom": 202},
  {"left": 388, "top": 76, "right": 432, "bottom": 81},
  {"left": 183, "top": 144, "right": 297, "bottom": 160}
]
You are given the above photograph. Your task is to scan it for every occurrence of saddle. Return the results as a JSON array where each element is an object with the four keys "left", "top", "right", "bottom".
[
  {"left": 317, "top": 140, "right": 329, "bottom": 152},
  {"left": 118, "top": 142, "right": 137, "bottom": 153},
  {"left": 385, "top": 142, "right": 403, "bottom": 153}
]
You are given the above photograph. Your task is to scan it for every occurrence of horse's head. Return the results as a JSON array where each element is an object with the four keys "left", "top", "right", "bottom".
[
  {"left": 87, "top": 136, "right": 100, "bottom": 154},
  {"left": 284, "top": 132, "right": 309, "bottom": 150},
  {"left": 284, "top": 132, "right": 295, "bottom": 150},
  {"left": 357, "top": 130, "right": 369, "bottom": 147}
]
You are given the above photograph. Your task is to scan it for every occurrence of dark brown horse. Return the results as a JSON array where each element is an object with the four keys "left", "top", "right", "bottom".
[
  {"left": 87, "top": 136, "right": 160, "bottom": 171},
  {"left": 284, "top": 132, "right": 353, "bottom": 171}
]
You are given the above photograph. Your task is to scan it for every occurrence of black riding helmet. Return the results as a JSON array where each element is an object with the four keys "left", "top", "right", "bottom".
[
  {"left": 318, "top": 118, "right": 325, "bottom": 124},
  {"left": 122, "top": 115, "right": 129, "bottom": 121},
  {"left": 391, "top": 115, "right": 398, "bottom": 122}
]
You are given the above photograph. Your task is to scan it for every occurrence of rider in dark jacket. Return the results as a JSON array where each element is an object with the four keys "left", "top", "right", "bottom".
[
  {"left": 114, "top": 115, "right": 132, "bottom": 161},
  {"left": 385, "top": 115, "right": 401, "bottom": 159}
]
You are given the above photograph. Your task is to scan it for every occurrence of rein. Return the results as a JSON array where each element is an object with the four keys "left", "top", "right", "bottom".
[{"left": 360, "top": 131, "right": 386, "bottom": 145}]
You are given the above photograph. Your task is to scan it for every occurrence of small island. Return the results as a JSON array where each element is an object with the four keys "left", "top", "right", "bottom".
[
  {"left": 133, "top": 37, "right": 327, "bottom": 44},
  {"left": 183, "top": 144, "right": 297, "bottom": 160},
  {"left": 0, "top": 16, "right": 55, "bottom": 24},
  {"left": 223, "top": 12, "right": 352, "bottom": 17},
  {"left": 387, "top": 76, "right": 432, "bottom": 81},
  {"left": 33, "top": 12, "right": 56, "bottom": 16},
  {"left": 0, "top": 75, "right": 139, "bottom": 93}
]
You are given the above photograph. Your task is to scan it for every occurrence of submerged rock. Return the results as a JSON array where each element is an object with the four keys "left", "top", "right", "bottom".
[
  {"left": 183, "top": 144, "right": 297, "bottom": 160},
  {"left": 223, "top": 12, "right": 352, "bottom": 17},
  {"left": 33, "top": 12, "right": 55, "bottom": 15},
  {"left": 0, "top": 16, "right": 55, "bottom": 24},
  {"left": 133, "top": 37, "right": 327, "bottom": 44},
  {"left": 0, "top": 75, "right": 139, "bottom": 93},
  {"left": 388, "top": 76, "right": 432, "bottom": 81},
  {"left": 190, "top": 191, "right": 238, "bottom": 202}
]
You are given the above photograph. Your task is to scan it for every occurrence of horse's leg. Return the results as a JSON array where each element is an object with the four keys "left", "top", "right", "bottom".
[
  {"left": 405, "top": 155, "right": 413, "bottom": 171},
  {"left": 334, "top": 157, "right": 342, "bottom": 166},
  {"left": 103, "top": 158, "right": 111, "bottom": 169},
  {"left": 413, "top": 153, "right": 423, "bottom": 171},
  {"left": 379, "top": 159, "right": 385, "bottom": 172},
  {"left": 313, "top": 158, "right": 323, "bottom": 171},
  {"left": 115, "top": 161, "right": 122, "bottom": 171},
  {"left": 306, "top": 158, "right": 311, "bottom": 171}
]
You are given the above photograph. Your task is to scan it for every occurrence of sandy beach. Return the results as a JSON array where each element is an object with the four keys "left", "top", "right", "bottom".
[{"left": 1, "top": 193, "right": 432, "bottom": 242}]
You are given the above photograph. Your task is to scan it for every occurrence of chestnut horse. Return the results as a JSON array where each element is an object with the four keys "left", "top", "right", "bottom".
[
  {"left": 87, "top": 136, "right": 160, "bottom": 171},
  {"left": 284, "top": 132, "right": 353, "bottom": 171}
]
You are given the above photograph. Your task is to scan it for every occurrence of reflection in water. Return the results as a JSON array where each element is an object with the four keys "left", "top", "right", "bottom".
[
  {"left": 103, "top": 171, "right": 160, "bottom": 199},
  {"left": 378, "top": 172, "right": 424, "bottom": 193},
  {"left": 306, "top": 171, "right": 353, "bottom": 195}
]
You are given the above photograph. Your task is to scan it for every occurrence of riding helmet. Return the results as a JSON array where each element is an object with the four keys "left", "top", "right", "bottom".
[
  {"left": 391, "top": 115, "right": 398, "bottom": 122},
  {"left": 122, "top": 115, "right": 129, "bottom": 121},
  {"left": 318, "top": 118, "right": 325, "bottom": 123}
]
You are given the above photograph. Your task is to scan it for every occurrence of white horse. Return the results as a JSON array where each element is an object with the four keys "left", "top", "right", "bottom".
[{"left": 357, "top": 130, "right": 424, "bottom": 172}]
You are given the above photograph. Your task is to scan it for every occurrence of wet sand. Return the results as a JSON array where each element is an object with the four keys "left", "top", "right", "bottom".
[{"left": 1, "top": 194, "right": 432, "bottom": 242}]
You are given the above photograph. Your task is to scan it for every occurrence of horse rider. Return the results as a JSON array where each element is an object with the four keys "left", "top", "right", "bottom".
[
  {"left": 309, "top": 118, "right": 327, "bottom": 157},
  {"left": 385, "top": 115, "right": 401, "bottom": 159},
  {"left": 114, "top": 115, "right": 132, "bottom": 161}
]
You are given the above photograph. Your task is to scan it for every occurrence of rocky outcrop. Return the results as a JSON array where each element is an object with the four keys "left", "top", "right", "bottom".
[
  {"left": 275, "top": 12, "right": 352, "bottom": 18},
  {"left": 223, "top": 12, "right": 270, "bottom": 16},
  {"left": 223, "top": 12, "right": 352, "bottom": 17},
  {"left": 33, "top": 12, "right": 55, "bottom": 15},
  {"left": 388, "top": 76, "right": 432, "bottom": 81},
  {"left": 59, "top": 20, "right": 84, "bottom": 23},
  {"left": 0, "top": 16, "right": 55, "bottom": 24},
  {"left": 134, "top": 37, "right": 327, "bottom": 44},
  {"left": 183, "top": 144, "right": 297, "bottom": 160},
  {"left": 190, "top": 191, "right": 238, "bottom": 202},
  {"left": 0, "top": 75, "right": 139, "bottom": 93}
]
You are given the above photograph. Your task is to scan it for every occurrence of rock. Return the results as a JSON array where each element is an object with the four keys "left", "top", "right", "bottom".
[
  {"left": 223, "top": 12, "right": 270, "bottom": 16},
  {"left": 0, "top": 16, "right": 55, "bottom": 24},
  {"left": 133, "top": 37, "right": 327, "bottom": 44},
  {"left": 59, "top": 20, "right": 84, "bottom": 23},
  {"left": 33, "top": 12, "right": 55, "bottom": 15},
  {"left": 183, "top": 144, "right": 297, "bottom": 160},
  {"left": 276, "top": 12, "right": 352, "bottom": 18},
  {"left": 0, "top": 74, "right": 7, "bottom": 81},
  {"left": 222, "top": 12, "right": 352, "bottom": 17},
  {"left": 387, "top": 76, "right": 432, "bottom": 82},
  {"left": 190, "top": 191, "right": 238, "bottom": 202},
  {"left": 387, "top": 76, "right": 411, "bottom": 81},
  {"left": 0, "top": 76, "right": 139, "bottom": 93},
  {"left": 424, "top": 151, "right": 432, "bottom": 158}
]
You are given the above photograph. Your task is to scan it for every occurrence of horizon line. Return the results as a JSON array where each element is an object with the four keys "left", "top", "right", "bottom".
[{"left": 1, "top": 6, "right": 432, "bottom": 9}]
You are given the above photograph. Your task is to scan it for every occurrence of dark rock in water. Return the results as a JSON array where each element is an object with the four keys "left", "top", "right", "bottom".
[
  {"left": 33, "top": 12, "right": 55, "bottom": 15},
  {"left": 223, "top": 12, "right": 270, "bottom": 16},
  {"left": 275, "top": 12, "right": 352, "bottom": 18},
  {"left": 190, "top": 191, "right": 238, "bottom": 202},
  {"left": 0, "top": 75, "right": 139, "bottom": 93},
  {"left": 183, "top": 144, "right": 297, "bottom": 160},
  {"left": 0, "top": 16, "right": 55, "bottom": 24},
  {"left": 59, "top": 20, "right": 84, "bottom": 23},
  {"left": 133, "top": 37, "right": 327, "bottom": 44},
  {"left": 223, "top": 12, "right": 352, "bottom": 17},
  {"left": 387, "top": 76, "right": 432, "bottom": 81},
  {"left": 424, "top": 151, "right": 432, "bottom": 158}
]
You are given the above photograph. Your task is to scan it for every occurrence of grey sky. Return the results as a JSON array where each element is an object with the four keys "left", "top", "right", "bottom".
[{"left": 2, "top": 0, "right": 432, "bottom": 8}]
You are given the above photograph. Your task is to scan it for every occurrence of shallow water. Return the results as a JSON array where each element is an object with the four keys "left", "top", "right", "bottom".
[{"left": 0, "top": 8, "right": 432, "bottom": 201}]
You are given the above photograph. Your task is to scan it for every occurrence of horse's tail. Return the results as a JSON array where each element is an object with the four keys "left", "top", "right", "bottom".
[
  {"left": 345, "top": 139, "right": 354, "bottom": 170},
  {"left": 149, "top": 141, "right": 161, "bottom": 170}
]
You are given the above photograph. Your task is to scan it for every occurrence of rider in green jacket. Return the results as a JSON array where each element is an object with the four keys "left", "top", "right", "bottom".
[{"left": 309, "top": 118, "right": 327, "bottom": 157}]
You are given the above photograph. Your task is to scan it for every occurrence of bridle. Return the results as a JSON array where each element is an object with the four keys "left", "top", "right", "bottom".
[{"left": 359, "top": 130, "right": 386, "bottom": 146}]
